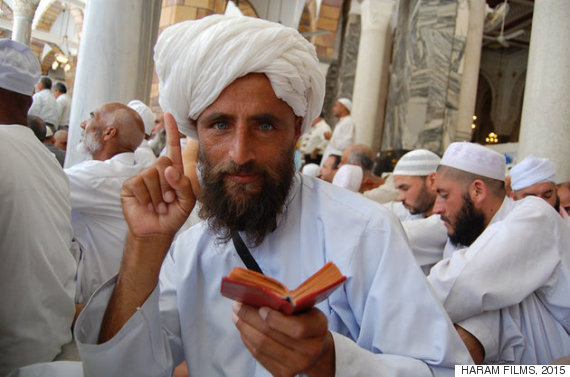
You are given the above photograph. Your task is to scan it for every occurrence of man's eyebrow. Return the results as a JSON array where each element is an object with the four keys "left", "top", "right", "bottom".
[
  {"left": 250, "top": 113, "right": 280, "bottom": 123},
  {"left": 198, "top": 112, "right": 234, "bottom": 124}
]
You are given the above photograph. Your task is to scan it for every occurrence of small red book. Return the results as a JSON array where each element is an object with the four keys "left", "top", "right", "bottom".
[{"left": 221, "top": 262, "right": 347, "bottom": 315}]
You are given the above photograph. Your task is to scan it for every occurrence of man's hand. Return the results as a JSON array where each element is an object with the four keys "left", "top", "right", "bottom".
[
  {"left": 232, "top": 303, "right": 335, "bottom": 377},
  {"left": 323, "top": 131, "right": 331, "bottom": 140},
  {"left": 120, "top": 113, "right": 196, "bottom": 239}
]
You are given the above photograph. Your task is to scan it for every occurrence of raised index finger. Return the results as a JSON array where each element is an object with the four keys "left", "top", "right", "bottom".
[{"left": 164, "top": 112, "right": 184, "bottom": 171}]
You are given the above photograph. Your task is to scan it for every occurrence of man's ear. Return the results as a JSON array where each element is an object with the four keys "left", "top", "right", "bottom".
[
  {"left": 469, "top": 179, "right": 488, "bottom": 206},
  {"left": 102, "top": 126, "right": 117, "bottom": 141},
  {"left": 294, "top": 117, "right": 303, "bottom": 140},
  {"left": 426, "top": 172, "right": 437, "bottom": 191}
]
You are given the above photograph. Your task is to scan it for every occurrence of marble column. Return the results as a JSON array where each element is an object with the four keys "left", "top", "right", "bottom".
[
  {"left": 445, "top": 0, "right": 485, "bottom": 148},
  {"left": 518, "top": 1, "right": 570, "bottom": 183},
  {"left": 65, "top": 0, "right": 161, "bottom": 168},
  {"left": 352, "top": 0, "right": 395, "bottom": 153},
  {"left": 11, "top": 0, "right": 40, "bottom": 45}
]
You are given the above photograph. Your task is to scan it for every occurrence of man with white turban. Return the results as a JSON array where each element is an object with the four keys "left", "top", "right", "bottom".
[
  {"left": 320, "top": 98, "right": 355, "bottom": 166},
  {"left": 509, "top": 155, "right": 569, "bottom": 224},
  {"left": 388, "top": 149, "right": 446, "bottom": 274},
  {"left": 128, "top": 99, "right": 157, "bottom": 168},
  {"left": 74, "top": 16, "right": 473, "bottom": 376},
  {"left": 426, "top": 142, "right": 570, "bottom": 364}
]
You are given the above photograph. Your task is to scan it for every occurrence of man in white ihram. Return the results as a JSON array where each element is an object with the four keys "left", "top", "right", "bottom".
[
  {"left": 72, "top": 16, "right": 473, "bottom": 376},
  {"left": 320, "top": 98, "right": 354, "bottom": 166},
  {"left": 427, "top": 142, "right": 570, "bottom": 364},
  {"left": 390, "top": 149, "right": 447, "bottom": 274}
]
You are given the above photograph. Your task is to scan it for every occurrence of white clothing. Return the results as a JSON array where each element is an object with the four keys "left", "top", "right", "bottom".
[
  {"left": 320, "top": 115, "right": 355, "bottom": 165},
  {"left": 560, "top": 206, "right": 570, "bottom": 229},
  {"left": 134, "top": 139, "right": 156, "bottom": 168},
  {"left": 428, "top": 197, "right": 570, "bottom": 364},
  {"left": 402, "top": 214, "right": 447, "bottom": 275},
  {"left": 383, "top": 200, "right": 423, "bottom": 221},
  {"left": 7, "top": 361, "right": 82, "bottom": 377},
  {"left": 0, "top": 125, "right": 76, "bottom": 377},
  {"left": 75, "top": 174, "right": 472, "bottom": 376},
  {"left": 28, "top": 89, "right": 59, "bottom": 126},
  {"left": 299, "top": 118, "right": 331, "bottom": 156},
  {"left": 56, "top": 93, "right": 71, "bottom": 127},
  {"left": 363, "top": 173, "right": 399, "bottom": 204},
  {"left": 65, "top": 153, "right": 146, "bottom": 304}
]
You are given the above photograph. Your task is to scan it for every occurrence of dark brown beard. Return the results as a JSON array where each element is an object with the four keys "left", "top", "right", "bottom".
[
  {"left": 197, "top": 146, "right": 295, "bottom": 247},
  {"left": 448, "top": 194, "right": 486, "bottom": 248}
]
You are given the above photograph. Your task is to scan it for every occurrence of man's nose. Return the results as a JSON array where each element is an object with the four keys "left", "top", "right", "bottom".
[
  {"left": 229, "top": 125, "right": 254, "bottom": 166},
  {"left": 397, "top": 191, "right": 405, "bottom": 202},
  {"left": 433, "top": 197, "right": 444, "bottom": 214}
]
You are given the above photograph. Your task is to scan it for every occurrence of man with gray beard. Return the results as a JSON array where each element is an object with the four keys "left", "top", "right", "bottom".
[
  {"left": 73, "top": 16, "right": 474, "bottom": 377},
  {"left": 65, "top": 103, "right": 145, "bottom": 305}
]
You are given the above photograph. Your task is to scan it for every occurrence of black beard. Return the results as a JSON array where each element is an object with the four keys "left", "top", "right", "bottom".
[
  {"left": 197, "top": 147, "right": 295, "bottom": 247},
  {"left": 407, "top": 183, "right": 435, "bottom": 215},
  {"left": 554, "top": 197, "right": 560, "bottom": 213},
  {"left": 449, "top": 194, "right": 486, "bottom": 248}
]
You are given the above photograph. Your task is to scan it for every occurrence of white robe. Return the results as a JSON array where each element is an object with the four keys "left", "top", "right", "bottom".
[
  {"left": 28, "top": 89, "right": 60, "bottom": 126},
  {"left": 428, "top": 197, "right": 570, "bottom": 364},
  {"left": 134, "top": 139, "right": 157, "bottom": 168},
  {"left": 65, "top": 153, "right": 146, "bottom": 304},
  {"left": 402, "top": 214, "right": 447, "bottom": 275},
  {"left": 299, "top": 118, "right": 331, "bottom": 156},
  {"left": 56, "top": 93, "right": 72, "bottom": 127},
  {"left": 320, "top": 115, "right": 355, "bottom": 165},
  {"left": 75, "top": 174, "right": 472, "bottom": 377},
  {"left": 0, "top": 125, "right": 76, "bottom": 376}
]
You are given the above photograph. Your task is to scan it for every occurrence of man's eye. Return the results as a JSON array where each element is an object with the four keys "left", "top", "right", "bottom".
[
  {"left": 260, "top": 122, "right": 273, "bottom": 131},
  {"left": 214, "top": 122, "right": 228, "bottom": 130}
]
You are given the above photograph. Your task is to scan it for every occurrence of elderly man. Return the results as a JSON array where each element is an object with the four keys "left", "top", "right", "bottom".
[
  {"left": 65, "top": 103, "right": 145, "bottom": 305},
  {"left": 339, "top": 144, "right": 385, "bottom": 192},
  {"left": 390, "top": 149, "right": 446, "bottom": 274},
  {"left": 320, "top": 98, "right": 354, "bottom": 166},
  {"left": 28, "top": 76, "right": 60, "bottom": 132},
  {"left": 74, "top": 16, "right": 472, "bottom": 376},
  {"left": 427, "top": 142, "right": 570, "bottom": 364},
  {"left": 54, "top": 129, "right": 68, "bottom": 151},
  {"left": 0, "top": 39, "right": 76, "bottom": 376},
  {"left": 510, "top": 155, "right": 569, "bottom": 224},
  {"left": 128, "top": 99, "right": 157, "bottom": 168}
]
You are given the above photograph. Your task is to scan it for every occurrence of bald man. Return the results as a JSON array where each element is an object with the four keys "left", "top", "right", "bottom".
[{"left": 65, "top": 103, "right": 145, "bottom": 305}]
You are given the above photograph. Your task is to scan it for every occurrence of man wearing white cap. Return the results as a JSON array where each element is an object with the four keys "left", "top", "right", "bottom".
[
  {"left": 426, "top": 142, "right": 570, "bottom": 364},
  {"left": 331, "top": 164, "right": 363, "bottom": 192},
  {"left": 0, "top": 39, "right": 76, "bottom": 375},
  {"left": 320, "top": 97, "right": 355, "bottom": 167},
  {"left": 509, "top": 155, "right": 569, "bottom": 225},
  {"left": 74, "top": 16, "right": 472, "bottom": 377},
  {"left": 389, "top": 149, "right": 446, "bottom": 274},
  {"left": 128, "top": 99, "right": 158, "bottom": 168},
  {"left": 65, "top": 102, "right": 145, "bottom": 305}
]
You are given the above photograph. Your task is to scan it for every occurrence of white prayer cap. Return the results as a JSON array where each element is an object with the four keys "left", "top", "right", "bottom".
[
  {"left": 510, "top": 155, "right": 556, "bottom": 191},
  {"left": 302, "top": 163, "right": 320, "bottom": 177},
  {"left": 45, "top": 126, "right": 53, "bottom": 138},
  {"left": 337, "top": 98, "right": 352, "bottom": 113},
  {"left": 440, "top": 142, "right": 506, "bottom": 181},
  {"left": 393, "top": 149, "right": 440, "bottom": 176},
  {"left": 332, "top": 164, "right": 363, "bottom": 192},
  {"left": 154, "top": 15, "right": 325, "bottom": 139},
  {"left": 127, "top": 100, "right": 154, "bottom": 136},
  {"left": 0, "top": 39, "right": 41, "bottom": 96}
]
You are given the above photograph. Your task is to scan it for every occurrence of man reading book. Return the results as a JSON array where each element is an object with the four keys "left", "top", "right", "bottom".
[{"left": 74, "top": 15, "right": 474, "bottom": 376}]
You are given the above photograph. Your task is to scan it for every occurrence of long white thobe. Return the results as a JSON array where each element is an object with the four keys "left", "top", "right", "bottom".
[
  {"left": 299, "top": 119, "right": 331, "bottom": 156},
  {"left": 28, "top": 89, "right": 60, "bottom": 126},
  {"left": 75, "top": 174, "right": 472, "bottom": 377},
  {"left": 65, "top": 153, "right": 146, "bottom": 304},
  {"left": 320, "top": 115, "right": 355, "bottom": 165},
  {"left": 428, "top": 197, "right": 570, "bottom": 364},
  {"left": 0, "top": 125, "right": 76, "bottom": 376},
  {"left": 402, "top": 214, "right": 447, "bottom": 275}
]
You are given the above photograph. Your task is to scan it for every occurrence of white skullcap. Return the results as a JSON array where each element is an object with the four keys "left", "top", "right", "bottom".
[
  {"left": 154, "top": 15, "right": 325, "bottom": 139},
  {"left": 393, "top": 149, "right": 440, "bottom": 176},
  {"left": 302, "top": 163, "right": 320, "bottom": 177},
  {"left": 510, "top": 155, "right": 556, "bottom": 191},
  {"left": 0, "top": 39, "right": 41, "bottom": 96},
  {"left": 337, "top": 98, "right": 352, "bottom": 113},
  {"left": 45, "top": 126, "right": 53, "bottom": 138},
  {"left": 440, "top": 142, "right": 506, "bottom": 181},
  {"left": 332, "top": 164, "right": 363, "bottom": 192},
  {"left": 127, "top": 100, "right": 154, "bottom": 135}
]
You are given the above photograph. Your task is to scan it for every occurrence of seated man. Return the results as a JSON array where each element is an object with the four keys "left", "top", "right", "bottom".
[
  {"left": 427, "top": 142, "right": 570, "bottom": 364},
  {"left": 65, "top": 103, "right": 145, "bottom": 304},
  {"left": 340, "top": 144, "right": 385, "bottom": 192},
  {"left": 318, "top": 153, "right": 341, "bottom": 183},
  {"left": 390, "top": 149, "right": 446, "bottom": 274},
  {"left": 27, "top": 115, "right": 66, "bottom": 166},
  {"left": 0, "top": 39, "right": 76, "bottom": 376},
  {"left": 509, "top": 155, "right": 569, "bottom": 225},
  {"left": 74, "top": 16, "right": 473, "bottom": 377}
]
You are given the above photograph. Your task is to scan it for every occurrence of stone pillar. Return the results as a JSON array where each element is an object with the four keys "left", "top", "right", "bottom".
[
  {"left": 518, "top": 1, "right": 570, "bottom": 182},
  {"left": 352, "top": 0, "right": 395, "bottom": 153},
  {"left": 65, "top": 0, "right": 161, "bottom": 168},
  {"left": 11, "top": 0, "right": 40, "bottom": 45},
  {"left": 447, "top": 0, "right": 485, "bottom": 147}
]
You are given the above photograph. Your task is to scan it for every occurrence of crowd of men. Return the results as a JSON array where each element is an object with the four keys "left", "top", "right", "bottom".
[{"left": 0, "top": 13, "right": 568, "bottom": 377}]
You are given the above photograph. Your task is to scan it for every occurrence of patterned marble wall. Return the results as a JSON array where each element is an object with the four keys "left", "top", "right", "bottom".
[{"left": 383, "top": 0, "right": 468, "bottom": 155}]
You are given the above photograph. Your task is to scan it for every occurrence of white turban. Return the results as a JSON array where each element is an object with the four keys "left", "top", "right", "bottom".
[
  {"left": 127, "top": 100, "right": 154, "bottom": 136},
  {"left": 510, "top": 155, "right": 556, "bottom": 191},
  {"left": 302, "top": 163, "right": 320, "bottom": 177},
  {"left": 393, "top": 149, "right": 440, "bottom": 176},
  {"left": 0, "top": 39, "right": 41, "bottom": 96},
  {"left": 332, "top": 165, "right": 363, "bottom": 192},
  {"left": 337, "top": 98, "right": 352, "bottom": 113},
  {"left": 154, "top": 15, "right": 325, "bottom": 139},
  {"left": 440, "top": 142, "right": 506, "bottom": 181}
]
